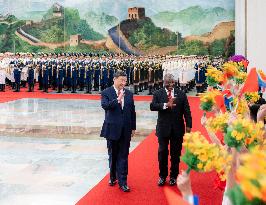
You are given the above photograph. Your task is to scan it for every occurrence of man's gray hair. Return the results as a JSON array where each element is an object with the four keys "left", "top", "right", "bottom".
[
  {"left": 114, "top": 70, "right": 127, "bottom": 78},
  {"left": 164, "top": 73, "right": 175, "bottom": 81}
]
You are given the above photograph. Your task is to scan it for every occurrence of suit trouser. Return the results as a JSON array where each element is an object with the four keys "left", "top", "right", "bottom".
[
  {"left": 107, "top": 133, "right": 130, "bottom": 186},
  {"left": 158, "top": 128, "right": 183, "bottom": 179}
]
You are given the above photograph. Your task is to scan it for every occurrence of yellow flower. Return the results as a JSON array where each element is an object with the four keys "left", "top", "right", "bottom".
[
  {"left": 245, "top": 92, "right": 260, "bottom": 103},
  {"left": 197, "top": 163, "right": 203, "bottom": 169},
  {"left": 236, "top": 148, "right": 266, "bottom": 202},
  {"left": 182, "top": 132, "right": 232, "bottom": 176},
  {"left": 206, "top": 67, "right": 224, "bottom": 83},
  {"left": 206, "top": 112, "right": 229, "bottom": 133},
  {"left": 223, "top": 62, "right": 240, "bottom": 77}
]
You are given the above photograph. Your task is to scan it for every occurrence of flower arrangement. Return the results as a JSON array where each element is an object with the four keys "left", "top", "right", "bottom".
[
  {"left": 199, "top": 89, "right": 222, "bottom": 112},
  {"left": 229, "top": 55, "right": 249, "bottom": 72},
  {"left": 244, "top": 92, "right": 260, "bottom": 104},
  {"left": 206, "top": 112, "right": 229, "bottom": 134},
  {"left": 205, "top": 66, "right": 224, "bottom": 86},
  {"left": 224, "top": 116, "right": 264, "bottom": 150},
  {"left": 235, "top": 71, "right": 247, "bottom": 85},
  {"left": 227, "top": 148, "right": 266, "bottom": 205},
  {"left": 233, "top": 98, "right": 249, "bottom": 115},
  {"left": 222, "top": 62, "right": 240, "bottom": 79},
  {"left": 182, "top": 132, "right": 232, "bottom": 180}
]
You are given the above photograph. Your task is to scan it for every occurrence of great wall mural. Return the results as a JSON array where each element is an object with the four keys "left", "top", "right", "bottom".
[{"left": 0, "top": 0, "right": 235, "bottom": 57}]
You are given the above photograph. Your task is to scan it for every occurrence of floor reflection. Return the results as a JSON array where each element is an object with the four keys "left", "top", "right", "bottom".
[{"left": 0, "top": 98, "right": 157, "bottom": 138}]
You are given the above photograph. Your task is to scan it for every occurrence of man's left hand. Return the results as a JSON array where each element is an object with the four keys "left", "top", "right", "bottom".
[
  {"left": 131, "top": 130, "right": 136, "bottom": 137},
  {"left": 186, "top": 127, "right": 191, "bottom": 133}
]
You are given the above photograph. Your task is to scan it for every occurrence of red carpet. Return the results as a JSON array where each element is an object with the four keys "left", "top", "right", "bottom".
[
  {"left": 76, "top": 97, "right": 223, "bottom": 205},
  {"left": 0, "top": 87, "right": 152, "bottom": 102}
]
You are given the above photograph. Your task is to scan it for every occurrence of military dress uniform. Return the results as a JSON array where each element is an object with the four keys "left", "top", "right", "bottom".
[
  {"left": 194, "top": 62, "right": 206, "bottom": 95},
  {"left": 71, "top": 64, "right": 77, "bottom": 93},
  {"left": 148, "top": 62, "right": 155, "bottom": 95},
  {"left": 133, "top": 61, "right": 140, "bottom": 95},
  {"left": 85, "top": 61, "right": 93, "bottom": 94},
  {"left": 27, "top": 65, "right": 35, "bottom": 92},
  {"left": 57, "top": 63, "right": 64, "bottom": 93},
  {"left": 13, "top": 65, "right": 21, "bottom": 92},
  {"left": 42, "top": 64, "right": 49, "bottom": 93},
  {"left": 93, "top": 60, "right": 100, "bottom": 91},
  {"left": 79, "top": 61, "right": 85, "bottom": 91},
  {"left": 100, "top": 60, "right": 108, "bottom": 91}
]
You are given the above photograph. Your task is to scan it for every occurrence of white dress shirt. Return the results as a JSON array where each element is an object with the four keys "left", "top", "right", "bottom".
[{"left": 163, "top": 88, "right": 174, "bottom": 109}]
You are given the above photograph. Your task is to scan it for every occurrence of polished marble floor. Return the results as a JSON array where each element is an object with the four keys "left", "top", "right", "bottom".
[
  {"left": 0, "top": 98, "right": 157, "bottom": 139},
  {"left": 0, "top": 135, "right": 139, "bottom": 205},
  {"left": 0, "top": 98, "right": 157, "bottom": 205}
]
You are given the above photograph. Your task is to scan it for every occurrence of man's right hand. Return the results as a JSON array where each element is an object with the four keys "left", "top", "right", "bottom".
[
  {"left": 117, "top": 90, "right": 124, "bottom": 104},
  {"left": 167, "top": 97, "right": 176, "bottom": 109}
]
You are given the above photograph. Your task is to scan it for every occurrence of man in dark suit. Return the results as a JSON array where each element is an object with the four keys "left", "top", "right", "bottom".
[
  {"left": 100, "top": 70, "right": 136, "bottom": 192},
  {"left": 150, "top": 73, "right": 192, "bottom": 186}
]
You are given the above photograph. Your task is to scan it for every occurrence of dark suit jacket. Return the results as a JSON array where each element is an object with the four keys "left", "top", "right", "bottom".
[
  {"left": 100, "top": 86, "right": 136, "bottom": 140},
  {"left": 150, "top": 88, "right": 192, "bottom": 138}
]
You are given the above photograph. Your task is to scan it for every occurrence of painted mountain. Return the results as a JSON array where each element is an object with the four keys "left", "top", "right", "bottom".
[
  {"left": 84, "top": 11, "right": 119, "bottom": 36},
  {"left": 151, "top": 6, "right": 234, "bottom": 36}
]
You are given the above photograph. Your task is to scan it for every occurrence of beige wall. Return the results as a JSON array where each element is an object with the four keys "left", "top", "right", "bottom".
[{"left": 236, "top": 0, "right": 266, "bottom": 71}]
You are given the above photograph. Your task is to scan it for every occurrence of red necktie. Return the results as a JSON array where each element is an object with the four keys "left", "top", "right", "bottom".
[
  {"left": 168, "top": 90, "right": 172, "bottom": 99},
  {"left": 118, "top": 90, "right": 122, "bottom": 106}
]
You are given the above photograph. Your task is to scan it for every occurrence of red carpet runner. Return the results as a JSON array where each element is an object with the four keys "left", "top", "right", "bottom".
[
  {"left": 0, "top": 87, "right": 152, "bottom": 102},
  {"left": 76, "top": 97, "right": 223, "bottom": 205}
]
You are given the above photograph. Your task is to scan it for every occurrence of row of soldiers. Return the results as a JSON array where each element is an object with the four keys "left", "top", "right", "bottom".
[
  {"left": 1, "top": 53, "right": 165, "bottom": 95},
  {"left": 0, "top": 52, "right": 224, "bottom": 95}
]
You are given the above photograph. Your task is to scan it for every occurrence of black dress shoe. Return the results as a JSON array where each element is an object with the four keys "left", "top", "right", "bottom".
[
  {"left": 108, "top": 178, "right": 117, "bottom": 186},
  {"left": 169, "top": 178, "right": 177, "bottom": 186},
  {"left": 119, "top": 185, "right": 130, "bottom": 192},
  {"left": 158, "top": 177, "right": 166, "bottom": 186}
]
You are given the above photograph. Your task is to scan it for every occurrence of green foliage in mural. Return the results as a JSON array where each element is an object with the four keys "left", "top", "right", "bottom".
[
  {"left": 209, "top": 39, "right": 226, "bottom": 56},
  {"left": 176, "top": 40, "right": 208, "bottom": 56},
  {"left": 5, "top": 15, "right": 18, "bottom": 23},
  {"left": 127, "top": 18, "right": 177, "bottom": 51},
  {"left": 54, "top": 44, "right": 106, "bottom": 53},
  {"left": 84, "top": 11, "right": 119, "bottom": 36},
  {"left": 25, "top": 7, "right": 104, "bottom": 43}
]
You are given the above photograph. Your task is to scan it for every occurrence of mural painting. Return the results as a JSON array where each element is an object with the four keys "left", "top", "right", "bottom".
[{"left": 0, "top": 0, "right": 235, "bottom": 57}]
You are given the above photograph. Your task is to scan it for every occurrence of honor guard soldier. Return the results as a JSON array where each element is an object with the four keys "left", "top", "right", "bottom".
[
  {"left": 194, "top": 62, "right": 205, "bottom": 95},
  {"left": 93, "top": 55, "right": 101, "bottom": 91},
  {"left": 129, "top": 58, "right": 134, "bottom": 85},
  {"left": 37, "top": 62, "right": 43, "bottom": 90},
  {"left": 42, "top": 64, "right": 49, "bottom": 93},
  {"left": 48, "top": 61, "right": 53, "bottom": 88},
  {"left": 107, "top": 55, "right": 114, "bottom": 87},
  {"left": 125, "top": 58, "right": 131, "bottom": 85},
  {"left": 158, "top": 62, "right": 163, "bottom": 89},
  {"left": 65, "top": 61, "right": 71, "bottom": 91},
  {"left": 100, "top": 55, "right": 108, "bottom": 91},
  {"left": 79, "top": 59, "right": 85, "bottom": 91},
  {"left": 27, "top": 62, "right": 34, "bottom": 92},
  {"left": 85, "top": 60, "right": 93, "bottom": 94},
  {"left": 52, "top": 61, "right": 57, "bottom": 90},
  {"left": 71, "top": 62, "right": 78, "bottom": 93},
  {"left": 57, "top": 63, "right": 64, "bottom": 93},
  {"left": 139, "top": 60, "right": 144, "bottom": 92},
  {"left": 154, "top": 62, "right": 160, "bottom": 91},
  {"left": 75, "top": 60, "right": 80, "bottom": 90},
  {"left": 13, "top": 63, "right": 21, "bottom": 92},
  {"left": 133, "top": 60, "right": 140, "bottom": 95},
  {"left": 148, "top": 61, "right": 155, "bottom": 95}
]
